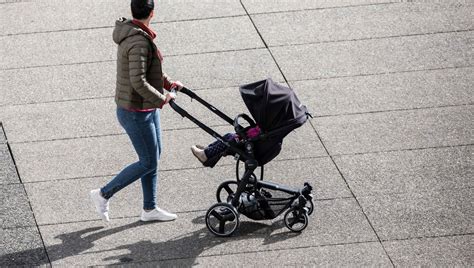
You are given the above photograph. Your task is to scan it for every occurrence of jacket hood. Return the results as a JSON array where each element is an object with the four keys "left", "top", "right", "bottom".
[{"left": 113, "top": 17, "right": 149, "bottom": 45}]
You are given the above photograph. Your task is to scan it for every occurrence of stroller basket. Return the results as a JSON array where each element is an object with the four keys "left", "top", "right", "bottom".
[{"left": 239, "top": 188, "right": 295, "bottom": 220}]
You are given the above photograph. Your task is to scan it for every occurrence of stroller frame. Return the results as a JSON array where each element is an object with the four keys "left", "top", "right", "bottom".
[{"left": 170, "top": 87, "right": 314, "bottom": 236}]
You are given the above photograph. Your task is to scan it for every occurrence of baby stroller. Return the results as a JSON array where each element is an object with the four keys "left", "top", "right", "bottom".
[{"left": 170, "top": 78, "right": 314, "bottom": 237}]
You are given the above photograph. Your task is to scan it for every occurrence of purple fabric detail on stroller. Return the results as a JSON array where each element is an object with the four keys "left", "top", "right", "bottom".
[{"left": 246, "top": 125, "right": 261, "bottom": 138}]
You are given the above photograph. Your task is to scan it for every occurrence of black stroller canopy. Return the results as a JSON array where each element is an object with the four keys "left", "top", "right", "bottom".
[{"left": 239, "top": 78, "right": 309, "bottom": 135}]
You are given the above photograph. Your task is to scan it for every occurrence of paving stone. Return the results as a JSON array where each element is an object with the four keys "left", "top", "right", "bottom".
[
  {"left": 0, "top": 0, "right": 245, "bottom": 35},
  {"left": 0, "top": 0, "right": 127, "bottom": 36},
  {"left": 11, "top": 122, "right": 325, "bottom": 182},
  {"left": 156, "top": 16, "right": 264, "bottom": 56},
  {"left": 25, "top": 157, "right": 348, "bottom": 225},
  {"left": 252, "top": 3, "right": 474, "bottom": 46},
  {"left": 153, "top": 0, "right": 245, "bottom": 22},
  {"left": 270, "top": 31, "right": 474, "bottom": 81},
  {"left": 0, "top": 16, "right": 262, "bottom": 70},
  {"left": 0, "top": 227, "right": 49, "bottom": 266},
  {"left": 0, "top": 143, "right": 19, "bottom": 185},
  {"left": 0, "top": 184, "right": 36, "bottom": 228},
  {"left": 156, "top": 242, "right": 392, "bottom": 267},
  {"left": 0, "top": 61, "right": 116, "bottom": 107},
  {"left": 358, "top": 188, "right": 474, "bottom": 240},
  {"left": 38, "top": 198, "right": 376, "bottom": 266},
  {"left": 9, "top": 135, "right": 131, "bottom": 183},
  {"left": 1, "top": 98, "right": 119, "bottom": 143},
  {"left": 0, "top": 29, "right": 114, "bottom": 70},
  {"left": 290, "top": 67, "right": 474, "bottom": 116},
  {"left": 333, "top": 146, "right": 474, "bottom": 196},
  {"left": 241, "top": 0, "right": 392, "bottom": 14},
  {"left": 0, "top": 49, "right": 283, "bottom": 106},
  {"left": 314, "top": 106, "right": 474, "bottom": 155},
  {"left": 383, "top": 235, "right": 474, "bottom": 267}
]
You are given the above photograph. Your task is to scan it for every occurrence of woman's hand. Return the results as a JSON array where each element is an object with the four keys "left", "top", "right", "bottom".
[
  {"left": 164, "top": 92, "right": 176, "bottom": 105},
  {"left": 171, "top": 81, "right": 184, "bottom": 91}
]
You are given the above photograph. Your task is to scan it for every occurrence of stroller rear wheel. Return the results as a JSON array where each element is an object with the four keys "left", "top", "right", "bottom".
[
  {"left": 284, "top": 208, "right": 308, "bottom": 232},
  {"left": 216, "top": 180, "right": 239, "bottom": 203},
  {"left": 206, "top": 203, "right": 240, "bottom": 237}
]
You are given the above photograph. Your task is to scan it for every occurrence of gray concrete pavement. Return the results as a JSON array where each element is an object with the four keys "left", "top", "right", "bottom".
[{"left": 1, "top": 0, "right": 473, "bottom": 266}]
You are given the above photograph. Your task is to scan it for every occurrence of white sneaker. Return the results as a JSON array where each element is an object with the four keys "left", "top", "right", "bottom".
[
  {"left": 90, "top": 189, "right": 110, "bottom": 222},
  {"left": 191, "top": 145, "right": 208, "bottom": 164},
  {"left": 140, "top": 207, "right": 177, "bottom": 222}
]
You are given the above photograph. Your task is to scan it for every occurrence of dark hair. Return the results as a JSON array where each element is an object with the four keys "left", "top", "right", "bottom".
[{"left": 131, "top": 0, "right": 154, "bottom": 20}]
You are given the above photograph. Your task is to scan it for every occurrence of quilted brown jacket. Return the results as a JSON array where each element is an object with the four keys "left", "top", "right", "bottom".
[{"left": 112, "top": 18, "right": 172, "bottom": 110}]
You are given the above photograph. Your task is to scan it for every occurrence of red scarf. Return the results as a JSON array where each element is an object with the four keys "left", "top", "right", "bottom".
[{"left": 131, "top": 19, "right": 163, "bottom": 61}]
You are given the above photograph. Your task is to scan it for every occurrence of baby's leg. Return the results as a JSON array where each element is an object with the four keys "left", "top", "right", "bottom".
[{"left": 204, "top": 133, "right": 237, "bottom": 158}]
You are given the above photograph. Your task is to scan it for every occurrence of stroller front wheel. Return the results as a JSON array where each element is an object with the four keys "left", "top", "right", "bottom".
[
  {"left": 284, "top": 208, "right": 309, "bottom": 232},
  {"left": 216, "top": 180, "right": 239, "bottom": 203},
  {"left": 205, "top": 203, "right": 240, "bottom": 237}
]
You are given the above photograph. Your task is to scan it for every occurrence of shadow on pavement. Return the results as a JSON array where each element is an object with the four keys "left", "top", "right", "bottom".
[
  {"left": 0, "top": 216, "right": 300, "bottom": 266},
  {"left": 102, "top": 215, "right": 301, "bottom": 266}
]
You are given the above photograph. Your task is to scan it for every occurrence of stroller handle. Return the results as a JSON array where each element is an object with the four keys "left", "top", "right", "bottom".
[
  {"left": 168, "top": 89, "right": 226, "bottom": 142},
  {"left": 168, "top": 87, "right": 253, "bottom": 161},
  {"left": 170, "top": 87, "right": 234, "bottom": 125}
]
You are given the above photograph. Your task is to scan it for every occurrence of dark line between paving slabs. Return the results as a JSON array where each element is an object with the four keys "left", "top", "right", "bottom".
[
  {"left": 0, "top": 47, "right": 266, "bottom": 71},
  {"left": 35, "top": 210, "right": 207, "bottom": 228},
  {"left": 239, "top": 0, "right": 292, "bottom": 87},
  {"left": 0, "top": 59, "right": 115, "bottom": 71},
  {"left": 0, "top": 1, "right": 397, "bottom": 37},
  {"left": 0, "top": 124, "right": 53, "bottom": 265},
  {"left": 0, "top": 95, "right": 115, "bottom": 109},
  {"left": 331, "top": 143, "right": 474, "bottom": 158},
  {"left": 0, "top": 15, "right": 248, "bottom": 37},
  {"left": 267, "top": 28, "right": 474, "bottom": 50},
  {"left": 288, "top": 65, "right": 474, "bottom": 83},
  {"left": 308, "top": 120, "right": 396, "bottom": 267},
  {"left": 379, "top": 232, "right": 474, "bottom": 243},
  {"left": 315, "top": 103, "right": 474, "bottom": 119},
  {"left": 3, "top": 28, "right": 472, "bottom": 72},
  {"left": 247, "top": 1, "right": 397, "bottom": 16}
]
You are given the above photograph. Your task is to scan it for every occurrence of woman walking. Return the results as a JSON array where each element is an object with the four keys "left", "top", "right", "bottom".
[{"left": 90, "top": 0, "right": 182, "bottom": 222}]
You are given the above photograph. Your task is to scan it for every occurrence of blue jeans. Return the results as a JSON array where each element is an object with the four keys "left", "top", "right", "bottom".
[{"left": 101, "top": 107, "right": 162, "bottom": 210}]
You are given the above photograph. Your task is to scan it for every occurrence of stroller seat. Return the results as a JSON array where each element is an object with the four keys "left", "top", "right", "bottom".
[{"left": 204, "top": 78, "right": 310, "bottom": 168}]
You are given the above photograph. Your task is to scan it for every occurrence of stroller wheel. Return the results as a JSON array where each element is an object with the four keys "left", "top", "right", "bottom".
[
  {"left": 216, "top": 180, "right": 239, "bottom": 203},
  {"left": 284, "top": 208, "right": 309, "bottom": 232},
  {"left": 206, "top": 203, "right": 240, "bottom": 237}
]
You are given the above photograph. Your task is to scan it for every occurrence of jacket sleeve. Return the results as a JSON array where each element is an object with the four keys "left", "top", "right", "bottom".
[
  {"left": 127, "top": 44, "right": 166, "bottom": 106},
  {"left": 162, "top": 72, "right": 173, "bottom": 91}
]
